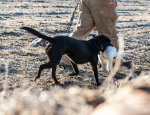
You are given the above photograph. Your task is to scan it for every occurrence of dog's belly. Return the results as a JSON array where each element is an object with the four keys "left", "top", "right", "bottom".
[
  {"left": 65, "top": 44, "right": 93, "bottom": 64},
  {"left": 67, "top": 54, "right": 91, "bottom": 64},
  {"left": 72, "top": 58, "right": 90, "bottom": 64}
]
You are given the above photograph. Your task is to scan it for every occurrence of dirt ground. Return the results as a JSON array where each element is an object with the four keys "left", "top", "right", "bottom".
[
  {"left": 0, "top": 0, "right": 150, "bottom": 90},
  {"left": 0, "top": 0, "right": 149, "bottom": 94},
  {"left": 0, "top": 0, "right": 150, "bottom": 114}
]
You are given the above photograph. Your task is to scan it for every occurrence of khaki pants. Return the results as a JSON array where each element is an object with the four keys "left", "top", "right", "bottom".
[{"left": 61, "top": 0, "right": 119, "bottom": 65}]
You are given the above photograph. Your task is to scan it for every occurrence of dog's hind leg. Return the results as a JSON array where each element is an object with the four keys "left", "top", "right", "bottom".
[
  {"left": 52, "top": 66, "right": 59, "bottom": 84},
  {"left": 69, "top": 61, "right": 79, "bottom": 76},
  {"left": 34, "top": 62, "right": 54, "bottom": 81},
  {"left": 34, "top": 56, "right": 61, "bottom": 82},
  {"left": 34, "top": 50, "right": 63, "bottom": 81}
]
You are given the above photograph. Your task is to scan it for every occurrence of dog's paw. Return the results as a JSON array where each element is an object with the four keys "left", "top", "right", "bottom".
[
  {"left": 69, "top": 72, "right": 79, "bottom": 76},
  {"left": 55, "top": 81, "right": 60, "bottom": 84},
  {"left": 33, "top": 76, "right": 39, "bottom": 81},
  {"left": 55, "top": 82, "right": 65, "bottom": 87},
  {"left": 56, "top": 83, "right": 65, "bottom": 87},
  {"left": 97, "top": 83, "right": 101, "bottom": 86}
]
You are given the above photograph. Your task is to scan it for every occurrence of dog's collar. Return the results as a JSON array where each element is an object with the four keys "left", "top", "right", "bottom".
[
  {"left": 103, "top": 55, "right": 116, "bottom": 60},
  {"left": 103, "top": 55, "right": 108, "bottom": 60}
]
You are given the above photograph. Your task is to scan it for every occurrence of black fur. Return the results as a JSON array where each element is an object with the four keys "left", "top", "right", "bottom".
[{"left": 21, "top": 27, "right": 112, "bottom": 86}]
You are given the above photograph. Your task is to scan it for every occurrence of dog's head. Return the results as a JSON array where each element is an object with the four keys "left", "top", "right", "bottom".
[{"left": 95, "top": 35, "right": 112, "bottom": 52}]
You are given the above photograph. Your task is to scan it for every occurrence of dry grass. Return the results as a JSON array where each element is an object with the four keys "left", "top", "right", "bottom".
[{"left": 0, "top": 0, "right": 150, "bottom": 114}]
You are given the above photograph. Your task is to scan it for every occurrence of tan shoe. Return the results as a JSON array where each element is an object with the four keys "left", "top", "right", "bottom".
[
  {"left": 118, "top": 61, "right": 132, "bottom": 72},
  {"left": 29, "top": 38, "right": 47, "bottom": 47}
]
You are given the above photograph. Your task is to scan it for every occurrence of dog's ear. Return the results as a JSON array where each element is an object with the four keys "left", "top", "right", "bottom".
[
  {"left": 100, "top": 35, "right": 112, "bottom": 51},
  {"left": 102, "top": 35, "right": 111, "bottom": 42},
  {"left": 96, "top": 35, "right": 111, "bottom": 42}
]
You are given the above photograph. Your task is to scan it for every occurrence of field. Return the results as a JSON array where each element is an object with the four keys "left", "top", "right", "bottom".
[{"left": 0, "top": 0, "right": 150, "bottom": 114}]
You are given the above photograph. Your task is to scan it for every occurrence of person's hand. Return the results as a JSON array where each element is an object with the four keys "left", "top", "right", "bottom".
[{"left": 109, "top": 0, "right": 117, "bottom": 9}]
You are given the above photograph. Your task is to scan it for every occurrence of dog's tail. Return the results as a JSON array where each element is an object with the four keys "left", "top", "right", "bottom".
[{"left": 21, "top": 26, "right": 54, "bottom": 43}]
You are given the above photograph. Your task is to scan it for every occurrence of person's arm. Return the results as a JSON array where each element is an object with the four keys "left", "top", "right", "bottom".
[{"left": 109, "top": 0, "right": 117, "bottom": 9}]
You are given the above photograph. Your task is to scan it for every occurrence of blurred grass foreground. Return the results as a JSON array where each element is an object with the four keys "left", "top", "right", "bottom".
[{"left": 0, "top": 73, "right": 150, "bottom": 115}]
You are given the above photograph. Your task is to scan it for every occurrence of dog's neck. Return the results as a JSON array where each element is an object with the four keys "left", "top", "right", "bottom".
[
  {"left": 102, "top": 54, "right": 116, "bottom": 60},
  {"left": 101, "top": 43, "right": 113, "bottom": 53},
  {"left": 101, "top": 45, "right": 108, "bottom": 53}
]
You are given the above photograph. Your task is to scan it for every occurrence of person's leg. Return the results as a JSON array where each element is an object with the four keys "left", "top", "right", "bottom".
[
  {"left": 61, "top": 0, "right": 96, "bottom": 65},
  {"left": 89, "top": 0, "right": 132, "bottom": 70},
  {"left": 89, "top": 0, "right": 119, "bottom": 49},
  {"left": 109, "top": 35, "right": 119, "bottom": 50}
]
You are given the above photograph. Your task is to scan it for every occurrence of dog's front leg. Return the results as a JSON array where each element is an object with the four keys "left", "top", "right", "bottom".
[
  {"left": 69, "top": 62, "right": 79, "bottom": 76},
  {"left": 92, "top": 65, "right": 100, "bottom": 86}
]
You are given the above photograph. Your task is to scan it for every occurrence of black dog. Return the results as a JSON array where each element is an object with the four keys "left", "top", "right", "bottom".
[{"left": 21, "top": 27, "right": 112, "bottom": 86}]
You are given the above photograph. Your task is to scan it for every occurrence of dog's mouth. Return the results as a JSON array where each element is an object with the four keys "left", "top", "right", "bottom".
[{"left": 101, "top": 43, "right": 113, "bottom": 53}]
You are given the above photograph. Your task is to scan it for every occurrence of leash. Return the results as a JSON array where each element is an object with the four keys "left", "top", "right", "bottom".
[{"left": 66, "top": 0, "right": 80, "bottom": 32}]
